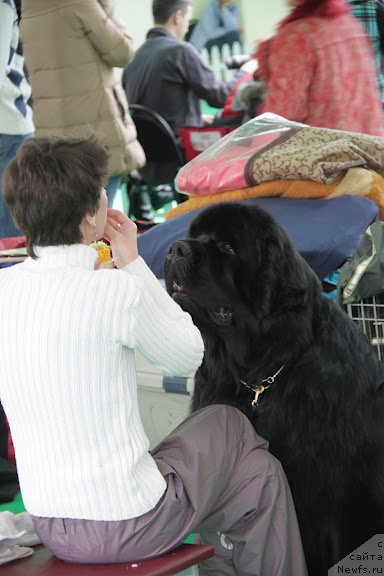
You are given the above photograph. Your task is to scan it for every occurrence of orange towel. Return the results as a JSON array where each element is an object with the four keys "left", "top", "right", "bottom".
[{"left": 167, "top": 169, "right": 384, "bottom": 220}]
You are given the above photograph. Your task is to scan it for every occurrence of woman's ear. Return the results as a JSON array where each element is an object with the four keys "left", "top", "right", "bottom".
[{"left": 85, "top": 213, "right": 96, "bottom": 228}]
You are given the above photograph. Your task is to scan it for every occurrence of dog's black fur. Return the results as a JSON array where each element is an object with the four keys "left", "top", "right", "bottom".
[{"left": 164, "top": 202, "right": 384, "bottom": 576}]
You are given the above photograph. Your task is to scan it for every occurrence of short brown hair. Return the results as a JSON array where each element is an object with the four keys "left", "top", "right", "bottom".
[
  {"left": 152, "top": 0, "right": 192, "bottom": 23},
  {"left": 2, "top": 135, "right": 109, "bottom": 258}
]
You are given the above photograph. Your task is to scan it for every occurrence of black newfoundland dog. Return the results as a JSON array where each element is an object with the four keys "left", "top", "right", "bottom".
[{"left": 164, "top": 202, "right": 384, "bottom": 576}]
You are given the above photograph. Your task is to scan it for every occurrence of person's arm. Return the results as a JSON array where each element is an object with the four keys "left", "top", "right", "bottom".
[
  {"left": 256, "top": 26, "right": 313, "bottom": 122},
  {"left": 104, "top": 210, "right": 204, "bottom": 377},
  {"left": 179, "top": 44, "right": 236, "bottom": 108},
  {"left": 75, "top": 0, "right": 134, "bottom": 68},
  {"left": 0, "top": 3, "right": 14, "bottom": 86},
  {"left": 197, "top": 0, "right": 239, "bottom": 41},
  {"left": 124, "top": 256, "right": 204, "bottom": 376}
]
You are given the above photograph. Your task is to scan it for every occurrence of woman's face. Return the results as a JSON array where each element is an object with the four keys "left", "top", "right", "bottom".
[{"left": 81, "top": 187, "right": 108, "bottom": 245}]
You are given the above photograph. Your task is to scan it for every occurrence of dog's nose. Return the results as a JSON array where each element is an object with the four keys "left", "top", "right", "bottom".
[{"left": 168, "top": 240, "right": 192, "bottom": 259}]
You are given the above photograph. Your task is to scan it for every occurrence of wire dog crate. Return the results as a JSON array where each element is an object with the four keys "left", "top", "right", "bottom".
[{"left": 346, "top": 294, "right": 384, "bottom": 361}]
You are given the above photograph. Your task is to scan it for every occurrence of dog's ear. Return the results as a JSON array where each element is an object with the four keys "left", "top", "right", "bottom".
[
  {"left": 233, "top": 205, "right": 319, "bottom": 318},
  {"left": 272, "top": 234, "right": 316, "bottom": 312}
]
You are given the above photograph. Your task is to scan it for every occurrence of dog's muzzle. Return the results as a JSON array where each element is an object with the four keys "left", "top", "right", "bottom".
[{"left": 167, "top": 240, "right": 192, "bottom": 261}]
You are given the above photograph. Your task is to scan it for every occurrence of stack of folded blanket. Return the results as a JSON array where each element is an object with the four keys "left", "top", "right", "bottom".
[{"left": 167, "top": 116, "right": 384, "bottom": 220}]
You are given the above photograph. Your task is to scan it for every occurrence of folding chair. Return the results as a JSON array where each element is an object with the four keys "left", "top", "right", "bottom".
[
  {"left": 179, "top": 126, "right": 235, "bottom": 162},
  {"left": 129, "top": 105, "right": 186, "bottom": 220}
]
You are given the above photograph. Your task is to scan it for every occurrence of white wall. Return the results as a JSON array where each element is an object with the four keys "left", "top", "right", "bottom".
[
  {"left": 112, "top": 0, "right": 288, "bottom": 51},
  {"left": 242, "top": 0, "right": 288, "bottom": 49},
  {"left": 111, "top": 0, "right": 152, "bottom": 49}
]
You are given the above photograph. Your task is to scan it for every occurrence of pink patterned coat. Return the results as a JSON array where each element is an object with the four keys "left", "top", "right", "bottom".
[{"left": 256, "top": 13, "right": 384, "bottom": 136}]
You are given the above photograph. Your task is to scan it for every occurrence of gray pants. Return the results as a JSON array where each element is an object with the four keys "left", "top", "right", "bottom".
[{"left": 32, "top": 405, "right": 307, "bottom": 576}]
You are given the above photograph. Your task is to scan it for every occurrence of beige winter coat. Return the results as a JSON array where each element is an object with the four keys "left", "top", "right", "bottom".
[{"left": 20, "top": 0, "right": 145, "bottom": 176}]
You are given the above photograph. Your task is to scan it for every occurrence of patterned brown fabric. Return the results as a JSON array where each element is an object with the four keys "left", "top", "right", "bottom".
[{"left": 246, "top": 127, "right": 384, "bottom": 185}]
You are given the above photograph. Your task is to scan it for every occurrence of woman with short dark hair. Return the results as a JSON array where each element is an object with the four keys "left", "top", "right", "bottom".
[
  {"left": 0, "top": 135, "right": 307, "bottom": 575},
  {"left": 3, "top": 136, "right": 109, "bottom": 257}
]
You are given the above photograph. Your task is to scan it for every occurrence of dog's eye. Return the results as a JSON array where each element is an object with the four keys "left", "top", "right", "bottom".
[{"left": 217, "top": 241, "right": 235, "bottom": 255}]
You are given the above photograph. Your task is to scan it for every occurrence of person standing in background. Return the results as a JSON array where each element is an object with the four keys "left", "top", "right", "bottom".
[
  {"left": 253, "top": 0, "right": 384, "bottom": 136},
  {"left": 123, "top": 0, "right": 237, "bottom": 138},
  {"left": 20, "top": 0, "right": 145, "bottom": 208},
  {"left": 0, "top": 0, "right": 34, "bottom": 239},
  {"left": 347, "top": 0, "right": 384, "bottom": 106},
  {"left": 189, "top": 0, "right": 242, "bottom": 52}
]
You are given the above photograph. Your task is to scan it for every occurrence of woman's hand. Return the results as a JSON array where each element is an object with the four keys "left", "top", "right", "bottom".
[{"left": 103, "top": 209, "right": 138, "bottom": 268}]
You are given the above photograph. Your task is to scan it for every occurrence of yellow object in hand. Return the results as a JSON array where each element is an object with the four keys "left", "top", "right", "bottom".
[{"left": 90, "top": 241, "right": 114, "bottom": 268}]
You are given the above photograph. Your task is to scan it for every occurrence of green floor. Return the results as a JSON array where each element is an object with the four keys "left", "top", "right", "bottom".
[
  {"left": 0, "top": 490, "right": 25, "bottom": 514},
  {"left": 114, "top": 183, "right": 178, "bottom": 224},
  {"left": 201, "top": 101, "right": 221, "bottom": 117}
]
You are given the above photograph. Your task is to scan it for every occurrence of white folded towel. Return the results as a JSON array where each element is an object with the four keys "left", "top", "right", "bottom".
[{"left": 0, "top": 511, "right": 41, "bottom": 565}]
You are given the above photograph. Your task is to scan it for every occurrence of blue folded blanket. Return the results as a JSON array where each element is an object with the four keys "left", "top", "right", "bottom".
[{"left": 138, "top": 196, "right": 378, "bottom": 280}]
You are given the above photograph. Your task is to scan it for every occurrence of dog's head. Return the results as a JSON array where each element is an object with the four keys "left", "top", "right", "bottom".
[{"left": 164, "top": 203, "right": 320, "bottom": 362}]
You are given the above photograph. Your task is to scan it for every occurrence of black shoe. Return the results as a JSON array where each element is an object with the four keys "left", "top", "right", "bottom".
[
  {"left": 150, "top": 184, "right": 175, "bottom": 210},
  {"left": 129, "top": 183, "right": 155, "bottom": 221}
]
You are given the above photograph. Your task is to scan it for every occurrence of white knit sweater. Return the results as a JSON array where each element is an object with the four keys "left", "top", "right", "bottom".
[{"left": 0, "top": 245, "right": 204, "bottom": 521}]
